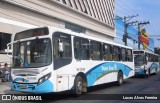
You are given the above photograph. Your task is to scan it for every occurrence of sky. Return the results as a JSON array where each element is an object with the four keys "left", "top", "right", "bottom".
[{"left": 115, "top": 0, "right": 160, "bottom": 48}]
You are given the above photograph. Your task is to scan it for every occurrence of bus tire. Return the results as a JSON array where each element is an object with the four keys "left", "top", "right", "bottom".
[
  {"left": 154, "top": 68, "right": 157, "bottom": 75},
  {"left": 148, "top": 69, "right": 151, "bottom": 76},
  {"left": 73, "top": 76, "right": 83, "bottom": 96},
  {"left": 117, "top": 71, "right": 123, "bottom": 86},
  {"left": 147, "top": 69, "right": 150, "bottom": 77}
]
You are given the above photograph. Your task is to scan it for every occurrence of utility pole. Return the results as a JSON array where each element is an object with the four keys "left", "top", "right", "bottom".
[
  {"left": 137, "top": 21, "right": 150, "bottom": 50},
  {"left": 123, "top": 15, "right": 138, "bottom": 46}
]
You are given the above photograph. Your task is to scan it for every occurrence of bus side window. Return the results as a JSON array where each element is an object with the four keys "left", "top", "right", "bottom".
[
  {"left": 74, "top": 37, "right": 81, "bottom": 59},
  {"left": 121, "top": 48, "right": 127, "bottom": 61},
  {"left": 74, "top": 37, "right": 90, "bottom": 60},
  {"left": 81, "top": 39, "right": 90, "bottom": 60},
  {"left": 127, "top": 49, "right": 133, "bottom": 62},
  {"left": 151, "top": 54, "right": 154, "bottom": 62},
  {"left": 118, "top": 47, "right": 122, "bottom": 61},
  {"left": 103, "top": 44, "right": 112, "bottom": 61},
  {"left": 53, "top": 32, "right": 72, "bottom": 70},
  {"left": 90, "top": 41, "right": 102, "bottom": 60},
  {"left": 149, "top": 54, "right": 152, "bottom": 62},
  {"left": 112, "top": 46, "right": 116, "bottom": 61}
]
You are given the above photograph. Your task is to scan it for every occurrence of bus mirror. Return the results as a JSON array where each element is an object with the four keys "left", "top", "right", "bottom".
[
  {"left": 5, "top": 43, "right": 13, "bottom": 58},
  {"left": 58, "top": 39, "right": 64, "bottom": 52}
]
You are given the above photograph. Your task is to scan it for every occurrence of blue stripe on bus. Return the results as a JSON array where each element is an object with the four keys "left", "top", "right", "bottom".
[
  {"left": 85, "top": 62, "right": 133, "bottom": 86},
  {"left": 135, "top": 69, "right": 145, "bottom": 75},
  {"left": 149, "top": 63, "right": 159, "bottom": 73},
  {"left": 135, "top": 63, "right": 159, "bottom": 75}
]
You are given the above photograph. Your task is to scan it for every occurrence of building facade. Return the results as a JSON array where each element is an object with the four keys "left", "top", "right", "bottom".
[
  {"left": 0, "top": 0, "right": 115, "bottom": 41},
  {"left": 0, "top": 0, "right": 115, "bottom": 63}
]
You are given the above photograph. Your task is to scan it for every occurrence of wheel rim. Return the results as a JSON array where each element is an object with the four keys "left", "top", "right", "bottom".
[{"left": 77, "top": 81, "right": 82, "bottom": 92}]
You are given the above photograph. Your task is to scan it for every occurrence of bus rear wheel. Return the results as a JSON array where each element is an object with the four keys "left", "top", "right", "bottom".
[
  {"left": 148, "top": 69, "right": 151, "bottom": 76},
  {"left": 154, "top": 68, "right": 157, "bottom": 75},
  {"left": 117, "top": 71, "right": 123, "bottom": 86}
]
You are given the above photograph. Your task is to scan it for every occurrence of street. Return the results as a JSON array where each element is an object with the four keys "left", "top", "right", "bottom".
[{"left": 0, "top": 72, "right": 160, "bottom": 103}]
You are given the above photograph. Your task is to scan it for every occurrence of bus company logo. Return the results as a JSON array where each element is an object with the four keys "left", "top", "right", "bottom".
[
  {"left": 2, "top": 95, "right": 11, "bottom": 100},
  {"left": 102, "top": 65, "right": 117, "bottom": 71}
]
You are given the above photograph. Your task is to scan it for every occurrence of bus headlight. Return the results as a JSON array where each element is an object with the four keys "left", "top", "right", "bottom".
[{"left": 38, "top": 73, "right": 51, "bottom": 85}]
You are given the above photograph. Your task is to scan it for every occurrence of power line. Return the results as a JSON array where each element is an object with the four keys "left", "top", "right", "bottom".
[
  {"left": 116, "top": 15, "right": 138, "bottom": 46},
  {"left": 115, "top": 0, "right": 159, "bottom": 37}
]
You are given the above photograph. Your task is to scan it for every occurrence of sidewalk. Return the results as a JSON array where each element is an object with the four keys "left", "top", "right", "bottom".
[
  {"left": 0, "top": 78, "right": 11, "bottom": 94},
  {"left": 0, "top": 78, "right": 24, "bottom": 94}
]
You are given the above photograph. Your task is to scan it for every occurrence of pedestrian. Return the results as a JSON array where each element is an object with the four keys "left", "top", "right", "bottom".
[{"left": 2, "top": 63, "right": 10, "bottom": 82}]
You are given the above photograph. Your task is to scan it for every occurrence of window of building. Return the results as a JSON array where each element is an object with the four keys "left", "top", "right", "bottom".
[
  {"left": 90, "top": 41, "right": 102, "bottom": 60},
  {"left": 62, "top": 0, "right": 67, "bottom": 4},
  {"left": 74, "top": 37, "right": 90, "bottom": 60},
  {"left": 103, "top": 44, "right": 112, "bottom": 61}
]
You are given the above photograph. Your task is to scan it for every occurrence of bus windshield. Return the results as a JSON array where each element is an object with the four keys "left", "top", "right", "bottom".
[
  {"left": 13, "top": 38, "right": 52, "bottom": 68},
  {"left": 134, "top": 54, "right": 144, "bottom": 66}
]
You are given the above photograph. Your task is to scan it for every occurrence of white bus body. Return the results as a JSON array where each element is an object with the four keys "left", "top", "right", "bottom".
[
  {"left": 10, "top": 27, "right": 135, "bottom": 94},
  {"left": 133, "top": 50, "right": 159, "bottom": 76}
]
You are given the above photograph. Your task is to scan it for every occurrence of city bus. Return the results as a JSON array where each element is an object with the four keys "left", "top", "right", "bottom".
[
  {"left": 133, "top": 50, "right": 159, "bottom": 77},
  {"left": 9, "top": 27, "right": 134, "bottom": 94}
]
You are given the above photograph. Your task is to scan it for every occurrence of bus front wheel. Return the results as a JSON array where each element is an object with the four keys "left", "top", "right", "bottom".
[
  {"left": 117, "top": 71, "right": 123, "bottom": 86},
  {"left": 73, "top": 76, "right": 83, "bottom": 95}
]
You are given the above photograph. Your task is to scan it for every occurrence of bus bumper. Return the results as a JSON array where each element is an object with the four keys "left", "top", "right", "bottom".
[
  {"left": 11, "top": 80, "right": 54, "bottom": 93},
  {"left": 135, "top": 69, "right": 145, "bottom": 75}
]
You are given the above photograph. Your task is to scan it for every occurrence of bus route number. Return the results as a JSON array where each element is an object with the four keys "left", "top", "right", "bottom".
[{"left": 77, "top": 68, "right": 85, "bottom": 72}]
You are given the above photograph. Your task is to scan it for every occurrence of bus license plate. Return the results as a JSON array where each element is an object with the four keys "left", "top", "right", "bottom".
[{"left": 20, "top": 85, "right": 28, "bottom": 89}]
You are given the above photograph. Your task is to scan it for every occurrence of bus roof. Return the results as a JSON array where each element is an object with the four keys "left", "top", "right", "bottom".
[
  {"left": 133, "top": 50, "right": 159, "bottom": 56},
  {"left": 14, "top": 26, "right": 133, "bottom": 50}
]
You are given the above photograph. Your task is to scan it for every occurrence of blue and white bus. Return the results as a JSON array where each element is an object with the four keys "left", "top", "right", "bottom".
[
  {"left": 9, "top": 27, "right": 134, "bottom": 94},
  {"left": 133, "top": 50, "right": 159, "bottom": 77}
]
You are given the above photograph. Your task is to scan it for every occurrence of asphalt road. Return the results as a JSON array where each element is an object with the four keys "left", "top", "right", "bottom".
[
  {"left": 1, "top": 72, "right": 160, "bottom": 103},
  {"left": 50, "top": 72, "right": 160, "bottom": 103}
]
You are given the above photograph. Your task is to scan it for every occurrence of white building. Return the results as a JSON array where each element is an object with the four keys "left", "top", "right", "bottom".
[{"left": 0, "top": 0, "right": 115, "bottom": 66}]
